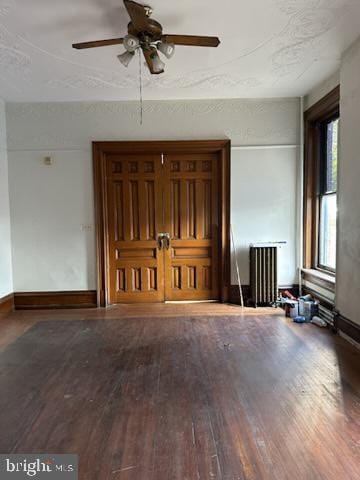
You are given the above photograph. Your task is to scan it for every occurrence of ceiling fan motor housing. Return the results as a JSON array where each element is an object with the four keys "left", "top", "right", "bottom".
[{"left": 128, "top": 19, "right": 163, "bottom": 41}]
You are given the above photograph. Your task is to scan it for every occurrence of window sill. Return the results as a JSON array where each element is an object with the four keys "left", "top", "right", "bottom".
[{"left": 301, "top": 268, "right": 336, "bottom": 293}]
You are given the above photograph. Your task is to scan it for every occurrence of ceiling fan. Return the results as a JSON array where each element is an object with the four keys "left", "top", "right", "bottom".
[{"left": 72, "top": 0, "right": 220, "bottom": 75}]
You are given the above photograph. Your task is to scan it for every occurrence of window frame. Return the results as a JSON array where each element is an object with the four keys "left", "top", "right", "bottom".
[
  {"left": 303, "top": 86, "right": 339, "bottom": 276},
  {"left": 317, "top": 116, "right": 338, "bottom": 273}
]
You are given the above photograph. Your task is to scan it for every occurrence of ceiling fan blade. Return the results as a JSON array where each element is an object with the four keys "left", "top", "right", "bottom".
[
  {"left": 124, "top": 0, "right": 150, "bottom": 32},
  {"left": 162, "top": 35, "right": 220, "bottom": 47},
  {"left": 72, "top": 38, "right": 124, "bottom": 49},
  {"left": 143, "top": 48, "right": 164, "bottom": 75}
]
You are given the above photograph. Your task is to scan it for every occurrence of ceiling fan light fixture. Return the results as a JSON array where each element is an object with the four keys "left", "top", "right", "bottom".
[
  {"left": 123, "top": 34, "right": 140, "bottom": 52},
  {"left": 117, "top": 50, "right": 135, "bottom": 67},
  {"left": 151, "top": 51, "right": 165, "bottom": 73},
  {"left": 157, "top": 41, "right": 175, "bottom": 59}
]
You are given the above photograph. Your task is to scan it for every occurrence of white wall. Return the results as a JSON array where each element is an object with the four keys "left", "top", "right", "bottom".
[
  {"left": 337, "top": 36, "right": 360, "bottom": 326},
  {"left": 9, "top": 151, "right": 94, "bottom": 292},
  {"left": 304, "top": 70, "right": 340, "bottom": 111},
  {"left": 0, "top": 100, "right": 13, "bottom": 297},
  {"left": 231, "top": 147, "right": 298, "bottom": 286},
  {"left": 6, "top": 98, "right": 300, "bottom": 292}
]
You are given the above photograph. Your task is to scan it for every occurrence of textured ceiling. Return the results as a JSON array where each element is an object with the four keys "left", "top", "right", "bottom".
[{"left": 1, "top": 0, "right": 360, "bottom": 101}]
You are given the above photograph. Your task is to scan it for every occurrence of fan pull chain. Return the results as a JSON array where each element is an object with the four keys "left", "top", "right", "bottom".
[{"left": 138, "top": 49, "right": 143, "bottom": 126}]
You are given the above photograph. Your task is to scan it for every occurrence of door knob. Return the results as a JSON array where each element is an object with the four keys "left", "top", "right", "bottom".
[
  {"left": 157, "top": 233, "right": 171, "bottom": 250},
  {"left": 157, "top": 233, "right": 164, "bottom": 250},
  {"left": 163, "top": 233, "right": 171, "bottom": 250}
]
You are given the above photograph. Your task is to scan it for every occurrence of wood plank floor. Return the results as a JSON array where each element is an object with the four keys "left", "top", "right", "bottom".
[{"left": 0, "top": 305, "right": 359, "bottom": 480}]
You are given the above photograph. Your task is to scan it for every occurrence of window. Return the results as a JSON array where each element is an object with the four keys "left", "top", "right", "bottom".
[
  {"left": 304, "top": 86, "right": 339, "bottom": 274},
  {"left": 318, "top": 117, "right": 338, "bottom": 271}
]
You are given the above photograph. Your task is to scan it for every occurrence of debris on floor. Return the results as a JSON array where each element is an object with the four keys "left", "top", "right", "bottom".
[
  {"left": 311, "top": 316, "right": 327, "bottom": 328},
  {"left": 284, "top": 299, "right": 299, "bottom": 318},
  {"left": 293, "top": 316, "right": 307, "bottom": 323},
  {"left": 298, "top": 294, "right": 319, "bottom": 322},
  {"left": 277, "top": 292, "right": 326, "bottom": 326}
]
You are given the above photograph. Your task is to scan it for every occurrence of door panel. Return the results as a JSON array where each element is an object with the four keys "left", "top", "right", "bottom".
[
  {"left": 106, "top": 154, "right": 165, "bottom": 303},
  {"left": 104, "top": 150, "right": 221, "bottom": 304},
  {"left": 164, "top": 154, "right": 220, "bottom": 301}
]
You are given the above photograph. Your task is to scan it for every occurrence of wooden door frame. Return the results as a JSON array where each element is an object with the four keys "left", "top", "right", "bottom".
[{"left": 93, "top": 140, "right": 231, "bottom": 307}]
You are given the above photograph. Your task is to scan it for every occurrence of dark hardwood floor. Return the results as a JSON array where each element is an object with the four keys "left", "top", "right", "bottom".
[{"left": 0, "top": 305, "right": 359, "bottom": 480}]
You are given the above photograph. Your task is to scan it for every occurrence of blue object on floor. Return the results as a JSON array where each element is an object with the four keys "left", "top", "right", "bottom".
[{"left": 293, "top": 316, "right": 307, "bottom": 323}]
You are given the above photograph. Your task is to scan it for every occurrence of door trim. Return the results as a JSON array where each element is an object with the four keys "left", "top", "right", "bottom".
[{"left": 93, "top": 140, "right": 231, "bottom": 307}]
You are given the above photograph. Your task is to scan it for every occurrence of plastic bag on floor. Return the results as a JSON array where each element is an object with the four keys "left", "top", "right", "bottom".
[{"left": 311, "top": 316, "right": 327, "bottom": 328}]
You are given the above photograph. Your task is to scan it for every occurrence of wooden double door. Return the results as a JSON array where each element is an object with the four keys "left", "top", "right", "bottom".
[{"left": 94, "top": 141, "right": 230, "bottom": 305}]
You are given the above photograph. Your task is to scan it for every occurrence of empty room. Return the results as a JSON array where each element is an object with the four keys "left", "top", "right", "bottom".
[{"left": 0, "top": 1, "right": 359, "bottom": 479}]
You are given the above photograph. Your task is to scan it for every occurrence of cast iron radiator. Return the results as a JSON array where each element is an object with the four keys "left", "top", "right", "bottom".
[{"left": 250, "top": 246, "right": 278, "bottom": 306}]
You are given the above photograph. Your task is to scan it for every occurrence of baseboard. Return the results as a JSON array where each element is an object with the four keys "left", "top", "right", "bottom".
[
  {"left": 339, "top": 331, "right": 360, "bottom": 351},
  {"left": 14, "top": 291, "right": 97, "bottom": 310},
  {"left": 0, "top": 293, "right": 14, "bottom": 319},
  {"left": 229, "top": 285, "right": 299, "bottom": 306},
  {"left": 334, "top": 312, "right": 360, "bottom": 346},
  {"left": 229, "top": 285, "right": 251, "bottom": 304}
]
